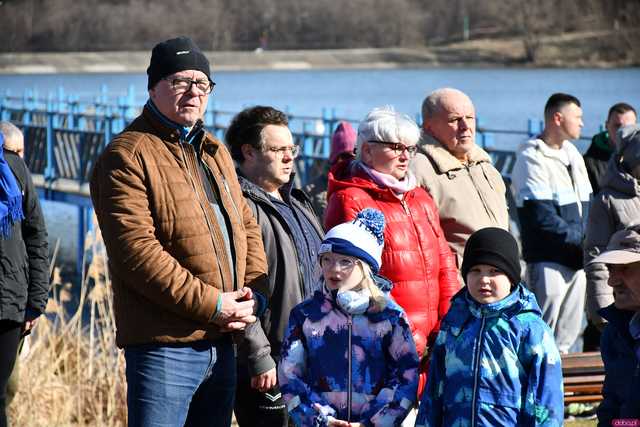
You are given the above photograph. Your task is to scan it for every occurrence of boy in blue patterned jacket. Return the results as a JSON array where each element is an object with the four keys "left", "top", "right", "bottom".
[
  {"left": 416, "top": 227, "right": 564, "bottom": 427},
  {"left": 278, "top": 209, "right": 419, "bottom": 426}
]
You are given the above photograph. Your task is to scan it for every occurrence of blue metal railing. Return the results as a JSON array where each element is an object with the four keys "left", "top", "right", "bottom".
[
  {"left": 0, "top": 94, "right": 559, "bottom": 183},
  {"left": 1, "top": 89, "right": 600, "bottom": 274},
  {"left": 0, "top": 91, "right": 354, "bottom": 186},
  {"left": 2, "top": 86, "right": 603, "bottom": 188}
]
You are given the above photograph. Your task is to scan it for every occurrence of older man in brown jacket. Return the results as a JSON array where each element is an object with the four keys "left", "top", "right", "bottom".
[
  {"left": 90, "top": 37, "right": 272, "bottom": 427},
  {"left": 411, "top": 88, "right": 509, "bottom": 268}
]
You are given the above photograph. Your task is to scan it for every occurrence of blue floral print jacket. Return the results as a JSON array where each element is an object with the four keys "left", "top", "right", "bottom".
[
  {"left": 415, "top": 284, "right": 564, "bottom": 427},
  {"left": 278, "top": 285, "right": 419, "bottom": 427}
]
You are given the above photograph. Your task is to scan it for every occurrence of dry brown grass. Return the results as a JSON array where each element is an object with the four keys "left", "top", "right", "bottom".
[
  {"left": 566, "top": 419, "right": 597, "bottom": 427},
  {"left": 7, "top": 225, "right": 127, "bottom": 427}
]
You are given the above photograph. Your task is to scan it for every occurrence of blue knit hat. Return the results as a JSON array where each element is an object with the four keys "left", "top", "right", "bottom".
[{"left": 319, "top": 208, "right": 385, "bottom": 272}]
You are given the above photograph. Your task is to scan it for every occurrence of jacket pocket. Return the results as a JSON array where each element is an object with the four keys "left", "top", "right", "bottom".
[
  {"left": 477, "top": 385, "right": 520, "bottom": 408},
  {"left": 475, "top": 385, "right": 520, "bottom": 425},
  {"left": 0, "top": 260, "right": 29, "bottom": 317}
]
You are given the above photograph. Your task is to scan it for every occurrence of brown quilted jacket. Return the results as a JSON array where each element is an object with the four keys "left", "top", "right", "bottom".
[{"left": 90, "top": 106, "right": 269, "bottom": 350}]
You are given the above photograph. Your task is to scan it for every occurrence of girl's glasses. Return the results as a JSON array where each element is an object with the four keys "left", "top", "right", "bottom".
[{"left": 319, "top": 254, "right": 357, "bottom": 271}]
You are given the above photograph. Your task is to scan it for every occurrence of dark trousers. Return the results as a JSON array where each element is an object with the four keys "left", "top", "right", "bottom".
[
  {"left": 0, "top": 321, "right": 21, "bottom": 427},
  {"left": 234, "top": 367, "right": 288, "bottom": 427}
]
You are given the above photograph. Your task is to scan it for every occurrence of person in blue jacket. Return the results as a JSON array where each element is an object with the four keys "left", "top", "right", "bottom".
[
  {"left": 278, "top": 208, "right": 419, "bottom": 427},
  {"left": 589, "top": 225, "right": 640, "bottom": 425},
  {"left": 416, "top": 227, "right": 564, "bottom": 427}
]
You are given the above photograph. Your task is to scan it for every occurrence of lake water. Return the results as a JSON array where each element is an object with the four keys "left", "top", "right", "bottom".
[
  {"left": 2, "top": 67, "right": 639, "bottom": 268},
  {"left": 2, "top": 67, "right": 639, "bottom": 138}
]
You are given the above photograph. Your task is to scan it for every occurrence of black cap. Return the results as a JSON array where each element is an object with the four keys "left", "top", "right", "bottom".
[
  {"left": 147, "top": 37, "right": 211, "bottom": 90},
  {"left": 461, "top": 227, "right": 521, "bottom": 286}
]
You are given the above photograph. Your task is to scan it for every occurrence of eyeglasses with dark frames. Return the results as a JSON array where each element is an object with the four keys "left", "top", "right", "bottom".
[
  {"left": 367, "top": 140, "right": 418, "bottom": 157},
  {"left": 164, "top": 77, "right": 215, "bottom": 94}
]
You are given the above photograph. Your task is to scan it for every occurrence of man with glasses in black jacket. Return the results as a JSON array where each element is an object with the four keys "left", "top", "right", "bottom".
[{"left": 226, "top": 106, "right": 324, "bottom": 427}]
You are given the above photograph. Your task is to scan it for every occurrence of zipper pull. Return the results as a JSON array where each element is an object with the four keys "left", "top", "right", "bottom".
[{"left": 401, "top": 199, "right": 410, "bottom": 215}]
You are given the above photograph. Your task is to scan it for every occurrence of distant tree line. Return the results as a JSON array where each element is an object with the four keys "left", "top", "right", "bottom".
[{"left": 0, "top": 0, "right": 637, "bottom": 60}]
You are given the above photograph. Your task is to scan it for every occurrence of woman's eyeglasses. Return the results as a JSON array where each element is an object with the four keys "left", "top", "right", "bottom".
[{"left": 367, "top": 140, "right": 418, "bottom": 157}]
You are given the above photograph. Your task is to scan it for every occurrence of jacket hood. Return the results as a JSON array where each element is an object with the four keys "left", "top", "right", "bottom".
[
  {"left": 418, "top": 133, "right": 493, "bottom": 174},
  {"left": 299, "top": 283, "right": 403, "bottom": 324},
  {"left": 517, "top": 137, "right": 592, "bottom": 203},
  {"left": 444, "top": 283, "right": 541, "bottom": 333},
  {"left": 600, "top": 155, "right": 640, "bottom": 196},
  {"left": 517, "top": 138, "right": 582, "bottom": 161},
  {"left": 237, "top": 171, "right": 311, "bottom": 206}
]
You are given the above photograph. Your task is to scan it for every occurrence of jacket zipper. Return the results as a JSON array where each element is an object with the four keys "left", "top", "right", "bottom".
[
  {"left": 400, "top": 197, "right": 433, "bottom": 292},
  {"left": 564, "top": 163, "right": 584, "bottom": 217},
  {"left": 211, "top": 162, "right": 242, "bottom": 221},
  {"left": 202, "top": 160, "right": 243, "bottom": 288},
  {"left": 179, "top": 143, "right": 227, "bottom": 290},
  {"left": 248, "top": 186, "right": 308, "bottom": 299},
  {"left": 471, "top": 314, "right": 486, "bottom": 427},
  {"left": 400, "top": 199, "right": 410, "bottom": 215},
  {"left": 347, "top": 314, "right": 353, "bottom": 423}
]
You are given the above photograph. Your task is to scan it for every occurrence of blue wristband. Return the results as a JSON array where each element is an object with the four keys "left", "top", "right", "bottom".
[{"left": 212, "top": 293, "right": 223, "bottom": 321}]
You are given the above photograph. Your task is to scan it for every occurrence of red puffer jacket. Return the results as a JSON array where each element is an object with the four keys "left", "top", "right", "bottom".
[{"left": 325, "top": 160, "right": 460, "bottom": 393}]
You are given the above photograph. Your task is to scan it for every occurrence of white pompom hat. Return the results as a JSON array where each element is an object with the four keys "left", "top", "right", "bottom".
[{"left": 318, "top": 208, "right": 385, "bottom": 272}]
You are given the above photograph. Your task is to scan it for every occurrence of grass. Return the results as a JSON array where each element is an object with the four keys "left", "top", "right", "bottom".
[
  {"left": 7, "top": 225, "right": 127, "bottom": 426},
  {"left": 566, "top": 420, "right": 597, "bottom": 427}
]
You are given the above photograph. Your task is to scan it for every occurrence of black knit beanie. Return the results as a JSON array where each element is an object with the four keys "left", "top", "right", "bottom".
[
  {"left": 461, "top": 227, "right": 521, "bottom": 286},
  {"left": 147, "top": 37, "right": 211, "bottom": 90}
]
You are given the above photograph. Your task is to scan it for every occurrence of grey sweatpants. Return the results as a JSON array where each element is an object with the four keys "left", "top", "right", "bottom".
[{"left": 527, "top": 262, "right": 586, "bottom": 353}]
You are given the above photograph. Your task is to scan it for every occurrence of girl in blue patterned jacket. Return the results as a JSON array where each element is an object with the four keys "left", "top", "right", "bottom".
[
  {"left": 416, "top": 227, "right": 564, "bottom": 427},
  {"left": 278, "top": 209, "right": 419, "bottom": 427}
]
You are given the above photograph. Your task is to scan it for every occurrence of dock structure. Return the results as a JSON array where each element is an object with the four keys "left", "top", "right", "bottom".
[{"left": 1, "top": 87, "right": 560, "bottom": 274}]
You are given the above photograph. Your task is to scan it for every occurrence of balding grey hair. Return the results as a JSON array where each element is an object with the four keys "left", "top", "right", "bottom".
[
  {"left": 356, "top": 106, "right": 420, "bottom": 161},
  {"left": 421, "top": 87, "right": 471, "bottom": 122},
  {"left": 0, "top": 121, "right": 23, "bottom": 143}
]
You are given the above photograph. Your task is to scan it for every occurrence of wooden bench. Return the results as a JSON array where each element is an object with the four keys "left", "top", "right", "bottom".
[{"left": 561, "top": 351, "right": 604, "bottom": 403}]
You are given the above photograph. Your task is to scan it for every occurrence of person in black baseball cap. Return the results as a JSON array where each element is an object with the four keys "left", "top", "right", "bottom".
[{"left": 147, "top": 36, "right": 214, "bottom": 127}]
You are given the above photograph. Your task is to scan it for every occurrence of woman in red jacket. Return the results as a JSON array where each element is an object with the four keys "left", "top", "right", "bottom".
[{"left": 324, "top": 106, "right": 459, "bottom": 396}]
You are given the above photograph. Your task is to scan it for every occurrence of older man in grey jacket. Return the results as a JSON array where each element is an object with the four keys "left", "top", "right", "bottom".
[
  {"left": 585, "top": 124, "right": 640, "bottom": 329},
  {"left": 411, "top": 88, "right": 509, "bottom": 266}
]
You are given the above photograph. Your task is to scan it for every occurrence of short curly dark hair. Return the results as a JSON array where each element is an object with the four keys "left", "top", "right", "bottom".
[{"left": 225, "top": 106, "right": 289, "bottom": 162}]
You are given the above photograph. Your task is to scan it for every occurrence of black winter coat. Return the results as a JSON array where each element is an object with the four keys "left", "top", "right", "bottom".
[
  {"left": 0, "top": 150, "right": 49, "bottom": 323},
  {"left": 597, "top": 305, "right": 640, "bottom": 426},
  {"left": 237, "top": 174, "right": 323, "bottom": 370}
]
